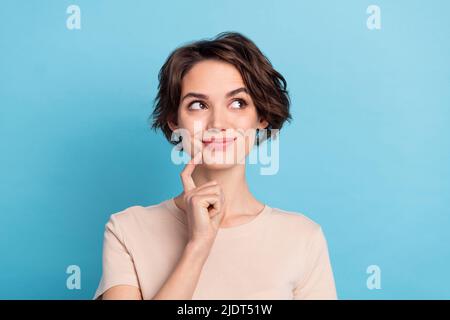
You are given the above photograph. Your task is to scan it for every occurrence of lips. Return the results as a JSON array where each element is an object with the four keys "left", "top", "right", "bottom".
[
  {"left": 202, "top": 137, "right": 236, "bottom": 144},
  {"left": 202, "top": 137, "right": 237, "bottom": 149}
]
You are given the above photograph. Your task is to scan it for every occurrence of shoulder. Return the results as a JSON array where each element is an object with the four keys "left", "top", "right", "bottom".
[
  {"left": 103, "top": 200, "right": 172, "bottom": 235},
  {"left": 267, "top": 207, "right": 332, "bottom": 262},
  {"left": 267, "top": 206, "right": 325, "bottom": 241}
]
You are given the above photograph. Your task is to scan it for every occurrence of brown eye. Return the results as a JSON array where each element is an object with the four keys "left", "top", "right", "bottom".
[
  {"left": 188, "top": 101, "right": 207, "bottom": 110},
  {"left": 230, "top": 99, "right": 248, "bottom": 109}
]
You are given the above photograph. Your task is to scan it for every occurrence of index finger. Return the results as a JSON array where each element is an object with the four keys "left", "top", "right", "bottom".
[{"left": 180, "top": 151, "right": 202, "bottom": 192}]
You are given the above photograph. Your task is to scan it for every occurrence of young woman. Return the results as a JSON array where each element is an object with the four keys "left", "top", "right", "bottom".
[{"left": 93, "top": 31, "right": 337, "bottom": 300}]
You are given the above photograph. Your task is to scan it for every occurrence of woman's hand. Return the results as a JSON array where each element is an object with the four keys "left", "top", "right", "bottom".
[{"left": 180, "top": 151, "right": 225, "bottom": 245}]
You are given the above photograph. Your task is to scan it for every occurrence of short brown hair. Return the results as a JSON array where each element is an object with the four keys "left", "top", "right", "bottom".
[{"left": 149, "top": 31, "right": 292, "bottom": 146}]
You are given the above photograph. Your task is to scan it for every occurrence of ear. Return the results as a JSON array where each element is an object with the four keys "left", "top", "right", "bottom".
[
  {"left": 167, "top": 120, "right": 178, "bottom": 132},
  {"left": 257, "top": 118, "right": 269, "bottom": 130}
]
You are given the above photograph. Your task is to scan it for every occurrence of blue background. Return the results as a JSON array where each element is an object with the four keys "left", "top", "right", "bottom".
[{"left": 1, "top": 0, "right": 449, "bottom": 299}]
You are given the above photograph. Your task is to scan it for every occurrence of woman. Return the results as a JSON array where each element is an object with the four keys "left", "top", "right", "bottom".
[{"left": 93, "top": 31, "right": 337, "bottom": 300}]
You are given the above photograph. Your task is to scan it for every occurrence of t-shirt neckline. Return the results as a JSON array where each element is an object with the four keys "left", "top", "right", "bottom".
[{"left": 164, "top": 197, "right": 272, "bottom": 236}]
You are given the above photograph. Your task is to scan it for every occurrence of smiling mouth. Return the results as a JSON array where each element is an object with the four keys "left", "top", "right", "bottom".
[{"left": 202, "top": 137, "right": 237, "bottom": 149}]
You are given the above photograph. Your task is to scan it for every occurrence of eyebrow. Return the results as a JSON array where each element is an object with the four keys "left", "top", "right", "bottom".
[{"left": 180, "top": 87, "right": 249, "bottom": 102}]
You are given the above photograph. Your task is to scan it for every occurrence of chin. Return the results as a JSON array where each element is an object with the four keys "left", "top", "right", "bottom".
[
  {"left": 202, "top": 162, "right": 238, "bottom": 170},
  {"left": 200, "top": 149, "right": 247, "bottom": 168}
]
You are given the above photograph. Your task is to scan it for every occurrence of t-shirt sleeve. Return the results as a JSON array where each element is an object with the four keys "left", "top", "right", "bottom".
[
  {"left": 293, "top": 226, "right": 338, "bottom": 300},
  {"left": 93, "top": 214, "right": 140, "bottom": 300}
]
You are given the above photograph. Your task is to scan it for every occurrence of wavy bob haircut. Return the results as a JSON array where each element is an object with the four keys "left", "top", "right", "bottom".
[{"left": 150, "top": 31, "right": 292, "bottom": 147}]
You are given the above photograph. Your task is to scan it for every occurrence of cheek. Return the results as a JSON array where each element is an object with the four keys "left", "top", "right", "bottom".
[
  {"left": 178, "top": 114, "right": 207, "bottom": 136},
  {"left": 238, "top": 107, "right": 261, "bottom": 125},
  {"left": 176, "top": 118, "right": 205, "bottom": 156},
  {"left": 232, "top": 113, "right": 260, "bottom": 130}
]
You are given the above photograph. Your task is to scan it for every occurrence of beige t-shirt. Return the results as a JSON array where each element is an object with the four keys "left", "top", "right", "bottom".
[{"left": 93, "top": 198, "right": 337, "bottom": 300}]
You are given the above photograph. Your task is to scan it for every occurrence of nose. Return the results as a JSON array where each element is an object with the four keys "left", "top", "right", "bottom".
[{"left": 206, "top": 104, "right": 230, "bottom": 133}]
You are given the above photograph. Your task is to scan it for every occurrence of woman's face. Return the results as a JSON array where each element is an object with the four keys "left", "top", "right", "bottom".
[{"left": 169, "top": 59, "right": 268, "bottom": 168}]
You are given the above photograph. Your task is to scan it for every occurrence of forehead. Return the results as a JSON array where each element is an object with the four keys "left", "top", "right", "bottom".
[{"left": 181, "top": 59, "right": 245, "bottom": 95}]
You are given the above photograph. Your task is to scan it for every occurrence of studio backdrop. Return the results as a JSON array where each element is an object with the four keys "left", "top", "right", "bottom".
[{"left": 0, "top": 0, "right": 449, "bottom": 299}]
